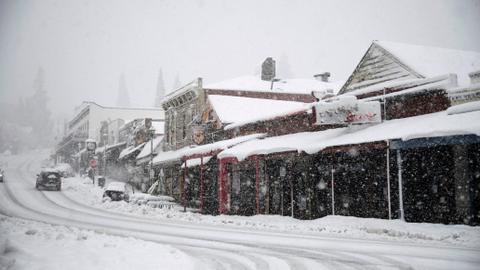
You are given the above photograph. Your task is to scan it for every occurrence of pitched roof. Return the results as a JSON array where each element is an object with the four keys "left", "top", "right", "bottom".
[{"left": 375, "top": 41, "right": 480, "bottom": 86}]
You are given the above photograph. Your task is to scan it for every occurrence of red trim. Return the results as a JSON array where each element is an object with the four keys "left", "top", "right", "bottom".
[
  {"left": 218, "top": 157, "right": 238, "bottom": 215},
  {"left": 200, "top": 157, "right": 204, "bottom": 214}
]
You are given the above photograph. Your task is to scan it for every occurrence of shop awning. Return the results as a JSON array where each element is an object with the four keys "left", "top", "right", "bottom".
[
  {"left": 119, "top": 143, "right": 145, "bottom": 160},
  {"left": 181, "top": 156, "right": 212, "bottom": 168},
  {"left": 152, "top": 133, "right": 265, "bottom": 166},
  {"left": 218, "top": 103, "right": 480, "bottom": 161},
  {"left": 136, "top": 136, "right": 164, "bottom": 161}
]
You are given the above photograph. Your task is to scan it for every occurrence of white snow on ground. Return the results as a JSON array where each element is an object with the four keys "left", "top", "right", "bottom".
[
  {"left": 0, "top": 215, "right": 195, "bottom": 270},
  {"left": 62, "top": 176, "right": 480, "bottom": 248}
]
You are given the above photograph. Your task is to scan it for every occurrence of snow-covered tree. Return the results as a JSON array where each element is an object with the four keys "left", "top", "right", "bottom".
[
  {"left": 116, "top": 73, "right": 131, "bottom": 107},
  {"left": 154, "top": 68, "right": 165, "bottom": 107},
  {"left": 23, "top": 67, "right": 54, "bottom": 147}
]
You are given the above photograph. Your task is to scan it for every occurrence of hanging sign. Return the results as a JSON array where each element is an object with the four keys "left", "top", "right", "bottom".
[{"left": 314, "top": 96, "right": 381, "bottom": 125}]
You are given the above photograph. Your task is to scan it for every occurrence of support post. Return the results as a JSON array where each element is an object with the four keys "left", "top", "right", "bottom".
[
  {"left": 255, "top": 156, "right": 260, "bottom": 215},
  {"left": 290, "top": 179, "right": 294, "bottom": 218},
  {"left": 218, "top": 159, "right": 227, "bottom": 215},
  {"left": 331, "top": 166, "right": 335, "bottom": 215},
  {"left": 200, "top": 156, "right": 204, "bottom": 214},
  {"left": 387, "top": 143, "right": 392, "bottom": 220},
  {"left": 383, "top": 88, "right": 392, "bottom": 220},
  {"left": 396, "top": 149, "right": 405, "bottom": 221},
  {"left": 183, "top": 160, "right": 187, "bottom": 212}
]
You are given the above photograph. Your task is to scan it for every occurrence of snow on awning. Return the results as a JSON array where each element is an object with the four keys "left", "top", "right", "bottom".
[
  {"left": 72, "top": 148, "right": 86, "bottom": 158},
  {"left": 181, "top": 156, "right": 212, "bottom": 168},
  {"left": 136, "top": 136, "right": 164, "bottom": 160},
  {"left": 152, "top": 133, "right": 265, "bottom": 165},
  {"left": 218, "top": 107, "right": 480, "bottom": 161},
  {"left": 106, "top": 141, "right": 126, "bottom": 151},
  {"left": 95, "top": 145, "right": 106, "bottom": 154},
  {"left": 118, "top": 143, "right": 145, "bottom": 160}
]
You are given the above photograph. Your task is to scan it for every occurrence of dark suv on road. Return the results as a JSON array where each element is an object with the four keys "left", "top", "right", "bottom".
[{"left": 36, "top": 170, "right": 62, "bottom": 191}]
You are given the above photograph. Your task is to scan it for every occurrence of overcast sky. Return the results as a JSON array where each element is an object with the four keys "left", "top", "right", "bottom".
[{"left": 1, "top": 0, "right": 479, "bottom": 117}]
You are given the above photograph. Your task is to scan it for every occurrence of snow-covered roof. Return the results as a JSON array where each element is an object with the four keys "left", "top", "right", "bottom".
[
  {"left": 152, "top": 133, "right": 265, "bottom": 165},
  {"left": 341, "top": 74, "right": 454, "bottom": 98},
  {"left": 136, "top": 136, "right": 164, "bottom": 160},
  {"left": 181, "top": 156, "right": 213, "bottom": 168},
  {"left": 118, "top": 143, "right": 145, "bottom": 160},
  {"left": 375, "top": 41, "right": 480, "bottom": 86},
  {"left": 204, "top": 75, "right": 343, "bottom": 95},
  {"left": 219, "top": 104, "right": 480, "bottom": 161},
  {"left": 208, "top": 95, "right": 310, "bottom": 130}
]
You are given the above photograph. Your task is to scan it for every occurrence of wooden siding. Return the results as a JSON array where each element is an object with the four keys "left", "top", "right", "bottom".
[{"left": 339, "top": 43, "right": 421, "bottom": 95}]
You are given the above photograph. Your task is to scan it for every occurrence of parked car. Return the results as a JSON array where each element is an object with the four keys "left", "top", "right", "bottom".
[
  {"left": 0, "top": 169, "right": 4, "bottom": 182},
  {"left": 103, "top": 181, "right": 131, "bottom": 202},
  {"left": 54, "top": 163, "right": 74, "bottom": 177},
  {"left": 36, "top": 169, "right": 62, "bottom": 191}
]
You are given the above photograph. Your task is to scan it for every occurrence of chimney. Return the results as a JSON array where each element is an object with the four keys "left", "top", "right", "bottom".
[
  {"left": 314, "top": 72, "right": 330, "bottom": 82},
  {"left": 261, "top": 57, "right": 276, "bottom": 81}
]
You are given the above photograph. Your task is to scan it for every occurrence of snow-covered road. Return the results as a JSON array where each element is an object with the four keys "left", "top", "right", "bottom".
[{"left": 1, "top": 151, "right": 479, "bottom": 269}]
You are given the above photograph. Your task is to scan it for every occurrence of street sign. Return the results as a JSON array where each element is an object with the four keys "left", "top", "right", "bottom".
[{"left": 90, "top": 159, "right": 97, "bottom": 168}]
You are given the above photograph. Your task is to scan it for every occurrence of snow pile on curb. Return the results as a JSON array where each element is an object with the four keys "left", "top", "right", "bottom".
[
  {"left": 0, "top": 215, "right": 195, "bottom": 270},
  {"left": 62, "top": 177, "right": 480, "bottom": 248}
]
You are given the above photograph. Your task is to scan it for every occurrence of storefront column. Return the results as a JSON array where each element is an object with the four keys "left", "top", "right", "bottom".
[
  {"left": 453, "top": 144, "right": 473, "bottom": 223},
  {"left": 386, "top": 142, "right": 392, "bottom": 220},
  {"left": 331, "top": 166, "right": 335, "bottom": 215},
  {"left": 200, "top": 157, "right": 204, "bottom": 214},
  {"left": 183, "top": 160, "right": 188, "bottom": 212},
  {"left": 218, "top": 159, "right": 228, "bottom": 215},
  {"left": 255, "top": 156, "right": 260, "bottom": 215},
  {"left": 396, "top": 149, "right": 404, "bottom": 221}
]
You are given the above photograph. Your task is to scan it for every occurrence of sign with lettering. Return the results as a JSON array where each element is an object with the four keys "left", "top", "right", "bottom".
[{"left": 314, "top": 97, "right": 381, "bottom": 125}]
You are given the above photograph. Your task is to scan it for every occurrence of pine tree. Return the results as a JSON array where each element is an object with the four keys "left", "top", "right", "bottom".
[
  {"left": 26, "top": 67, "right": 53, "bottom": 147},
  {"left": 154, "top": 68, "right": 165, "bottom": 107},
  {"left": 116, "top": 73, "right": 131, "bottom": 107}
]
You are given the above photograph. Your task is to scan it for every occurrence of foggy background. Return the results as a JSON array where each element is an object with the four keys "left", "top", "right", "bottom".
[{"left": 1, "top": 0, "right": 480, "bottom": 119}]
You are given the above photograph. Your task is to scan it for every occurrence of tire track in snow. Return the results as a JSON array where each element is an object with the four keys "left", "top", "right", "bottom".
[{"left": 2, "top": 155, "right": 312, "bottom": 270}]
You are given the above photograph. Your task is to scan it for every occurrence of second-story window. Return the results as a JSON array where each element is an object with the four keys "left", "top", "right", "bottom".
[{"left": 182, "top": 113, "right": 187, "bottom": 139}]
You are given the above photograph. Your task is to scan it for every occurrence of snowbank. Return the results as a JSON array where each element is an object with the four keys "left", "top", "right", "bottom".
[
  {"left": 0, "top": 215, "right": 195, "bottom": 270},
  {"left": 62, "top": 177, "right": 480, "bottom": 248}
]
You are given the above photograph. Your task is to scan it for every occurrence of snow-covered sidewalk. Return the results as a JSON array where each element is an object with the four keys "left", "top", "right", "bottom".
[
  {"left": 62, "top": 176, "right": 480, "bottom": 248},
  {"left": 0, "top": 215, "right": 195, "bottom": 270}
]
